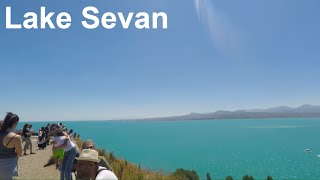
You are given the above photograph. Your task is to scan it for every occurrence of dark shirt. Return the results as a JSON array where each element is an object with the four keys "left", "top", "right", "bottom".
[
  {"left": 0, "top": 132, "right": 16, "bottom": 159},
  {"left": 23, "top": 128, "right": 31, "bottom": 137}
]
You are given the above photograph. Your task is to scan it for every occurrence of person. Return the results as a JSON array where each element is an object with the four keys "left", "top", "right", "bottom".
[
  {"left": 51, "top": 124, "right": 78, "bottom": 180},
  {"left": 76, "top": 149, "right": 118, "bottom": 180},
  {"left": 44, "top": 126, "right": 50, "bottom": 145},
  {"left": 67, "top": 129, "right": 74, "bottom": 138},
  {"left": 23, "top": 124, "right": 35, "bottom": 155},
  {"left": 37, "top": 127, "right": 48, "bottom": 149},
  {"left": 29, "top": 124, "right": 34, "bottom": 133},
  {"left": 37, "top": 133, "right": 48, "bottom": 150},
  {"left": 46, "top": 123, "right": 51, "bottom": 132},
  {"left": 21, "top": 124, "right": 29, "bottom": 143},
  {"left": 52, "top": 129, "right": 66, "bottom": 169},
  {"left": 81, "top": 139, "right": 112, "bottom": 171},
  {"left": 38, "top": 127, "right": 44, "bottom": 137},
  {"left": 0, "top": 121, "right": 3, "bottom": 130},
  {"left": 0, "top": 113, "right": 23, "bottom": 180}
]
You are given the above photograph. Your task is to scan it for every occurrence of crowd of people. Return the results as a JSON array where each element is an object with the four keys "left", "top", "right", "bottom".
[{"left": 0, "top": 112, "right": 118, "bottom": 180}]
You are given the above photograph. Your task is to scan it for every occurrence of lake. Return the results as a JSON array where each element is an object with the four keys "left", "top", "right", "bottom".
[{"left": 20, "top": 118, "right": 320, "bottom": 179}]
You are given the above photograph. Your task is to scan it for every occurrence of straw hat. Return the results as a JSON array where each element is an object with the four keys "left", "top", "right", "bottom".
[{"left": 76, "top": 149, "right": 100, "bottom": 163}]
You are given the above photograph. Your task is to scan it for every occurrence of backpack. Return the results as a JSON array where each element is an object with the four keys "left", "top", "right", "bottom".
[{"left": 97, "top": 167, "right": 108, "bottom": 174}]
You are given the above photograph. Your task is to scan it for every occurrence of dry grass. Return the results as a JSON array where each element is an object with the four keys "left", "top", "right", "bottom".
[{"left": 74, "top": 137, "right": 179, "bottom": 180}]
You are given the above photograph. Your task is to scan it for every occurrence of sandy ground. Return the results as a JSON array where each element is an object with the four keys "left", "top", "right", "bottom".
[{"left": 14, "top": 136, "right": 60, "bottom": 180}]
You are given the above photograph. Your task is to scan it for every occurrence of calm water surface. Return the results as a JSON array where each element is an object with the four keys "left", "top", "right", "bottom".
[{"left": 21, "top": 118, "right": 320, "bottom": 179}]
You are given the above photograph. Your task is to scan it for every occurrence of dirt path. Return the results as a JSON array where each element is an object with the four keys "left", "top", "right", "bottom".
[{"left": 15, "top": 137, "right": 60, "bottom": 180}]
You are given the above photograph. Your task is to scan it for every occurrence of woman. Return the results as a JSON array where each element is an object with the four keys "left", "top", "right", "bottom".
[
  {"left": 50, "top": 124, "right": 78, "bottom": 180},
  {"left": 0, "top": 112, "right": 23, "bottom": 180}
]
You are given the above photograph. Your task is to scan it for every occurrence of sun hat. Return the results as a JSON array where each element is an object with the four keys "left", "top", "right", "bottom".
[{"left": 75, "top": 149, "right": 100, "bottom": 163}]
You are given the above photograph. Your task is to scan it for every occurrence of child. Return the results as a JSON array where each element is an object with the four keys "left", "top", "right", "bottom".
[{"left": 51, "top": 130, "right": 65, "bottom": 169}]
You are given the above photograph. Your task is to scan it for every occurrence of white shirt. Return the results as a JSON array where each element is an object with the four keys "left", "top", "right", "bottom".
[
  {"left": 65, "top": 135, "right": 76, "bottom": 152},
  {"left": 96, "top": 167, "right": 118, "bottom": 180},
  {"left": 53, "top": 136, "right": 65, "bottom": 147}
]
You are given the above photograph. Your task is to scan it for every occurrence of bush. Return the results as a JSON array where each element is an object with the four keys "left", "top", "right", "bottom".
[
  {"left": 225, "top": 176, "right": 234, "bottom": 180},
  {"left": 243, "top": 175, "right": 254, "bottom": 180},
  {"left": 206, "top": 173, "right": 211, "bottom": 180},
  {"left": 266, "top": 176, "right": 273, "bottom": 180},
  {"left": 172, "top": 168, "right": 200, "bottom": 180}
]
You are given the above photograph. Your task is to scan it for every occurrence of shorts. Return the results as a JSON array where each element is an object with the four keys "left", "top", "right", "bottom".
[
  {"left": 52, "top": 148, "right": 64, "bottom": 160},
  {"left": 0, "top": 157, "right": 18, "bottom": 180}
]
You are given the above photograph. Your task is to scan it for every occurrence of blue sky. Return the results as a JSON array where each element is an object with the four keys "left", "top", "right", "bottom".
[{"left": 1, "top": 0, "right": 320, "bottom": 121}]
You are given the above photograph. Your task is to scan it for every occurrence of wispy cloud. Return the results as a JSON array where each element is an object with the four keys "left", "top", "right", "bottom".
[{"left": 194, "top": 0, "right": 242, "bottom": 55}]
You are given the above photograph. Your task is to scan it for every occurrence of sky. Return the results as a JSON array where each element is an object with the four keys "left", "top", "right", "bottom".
[{"left": 1, "top": 0, "right": 320, "bottom": 121}]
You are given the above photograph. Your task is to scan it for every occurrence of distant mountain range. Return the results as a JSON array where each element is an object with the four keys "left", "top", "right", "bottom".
[{"left": 145, "top": 105, "right": 320, "bottom": 121}]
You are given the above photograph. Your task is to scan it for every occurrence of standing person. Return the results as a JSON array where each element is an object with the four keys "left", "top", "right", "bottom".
[
  {"left": 0, "top": 121, "right": 3, "bottom": 130},
  {"left": 23, "top": 124, "right": 35, "bottom": 155},
  {"left": 67, "top": 129, "right": 74, "bottom": 141},
  {"left": 0, "top": 113, "right": 23, "bottom": 180},
  {"left": 51, "top": 129, "right": 66, "bottom": 169},
  {"left": 44, "top": 127, "right": 50, "bottom": 145},
  {"left": 51, "top": 124, "right": 78, "bottom": 180},
  {"left": 29, "top": 125, "right": 34, "bottom": 135},
  {"left": 21, "top": 124, "right": 28, "bottom": 143}
]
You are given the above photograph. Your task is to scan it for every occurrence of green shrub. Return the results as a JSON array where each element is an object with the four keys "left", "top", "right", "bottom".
[
  {"left": 266, "top": 176, "right": 273, "bottom": 180},
  {"left": 243, "top": 175, "right": 254, "bottom": 180},
  {"left": 172, "top": 168, "right": 200, "bottom": 180},
  {"left": 206, "top": 173, "right": 211, "bottom": 180},
  {"left": 225, "top": 175, "right": 234, "bottom": 180}
]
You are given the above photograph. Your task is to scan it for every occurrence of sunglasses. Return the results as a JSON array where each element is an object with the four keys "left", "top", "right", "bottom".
[{"left": 88, "top": 146, "right": 95, "bottom": 149}]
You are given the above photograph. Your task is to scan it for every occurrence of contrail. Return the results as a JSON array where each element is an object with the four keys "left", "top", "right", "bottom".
[
  {"left": 194, "top": 0, "right": 200, "bottom": 18},
  {"left": 194, "top": 0, "right": 241, "bottom": 55}
]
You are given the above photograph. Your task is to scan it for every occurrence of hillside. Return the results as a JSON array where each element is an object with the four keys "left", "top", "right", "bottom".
[{"left": 144, "top": 105, "right": 320, "bottom": 121}]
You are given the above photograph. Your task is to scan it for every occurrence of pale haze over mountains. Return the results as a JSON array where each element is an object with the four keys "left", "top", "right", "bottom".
[{"left": 145, "top": 105, "right": 320, "bottom": 121}]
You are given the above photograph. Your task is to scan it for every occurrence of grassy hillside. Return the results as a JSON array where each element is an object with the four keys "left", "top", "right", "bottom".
[{"left": 74, "top": 137, "right": 190, "bottom": 180}]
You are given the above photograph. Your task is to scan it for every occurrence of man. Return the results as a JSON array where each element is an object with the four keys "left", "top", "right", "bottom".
[
  {"left": 23, "top": 124, "right": 35, "bottom": 155},
  {"left": 81, "top": 139, "right": 112, "bottom": 171},
  {"left": 76, "top": 149, "right": 118, "bottom": 180}
]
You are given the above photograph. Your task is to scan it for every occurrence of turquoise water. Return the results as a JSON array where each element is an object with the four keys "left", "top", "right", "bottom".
[{"left": 20, "top": 118, "right": 320, "bottom": 179}]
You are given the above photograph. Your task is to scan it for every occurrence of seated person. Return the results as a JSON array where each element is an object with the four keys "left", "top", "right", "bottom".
[
  {"left": 76, "top": 149, "right": 118, "bottom": 180},
  {"left": 81, "top": 139, "right": 112, "bottom": 171},
  {"left": 37, "top": 134, "right": 48, "bottom": 150}
]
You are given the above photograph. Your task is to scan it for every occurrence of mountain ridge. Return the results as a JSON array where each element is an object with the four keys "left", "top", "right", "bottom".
[{"left": 144, "top": 105, "right": 320, "bottom": 121}]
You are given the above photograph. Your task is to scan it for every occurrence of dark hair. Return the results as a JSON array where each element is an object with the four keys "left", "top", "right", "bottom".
[
  {"left": 50, "top": 124, "right": 60, "bottom": 130},
  {"left": 55, "top": 129, "right": 65, "bottom": 136},
  {"left": 0, "top": 121, "right": 3, "bottom": 131},
  {"left": 68, "top": 129, "right": 74, "bottom": 134},
  {"left": 23, "top": 124, "right": 29, "bottom": 130},
  {"left": 1, "top": 112, "right": 19, "bottom": 132}
]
